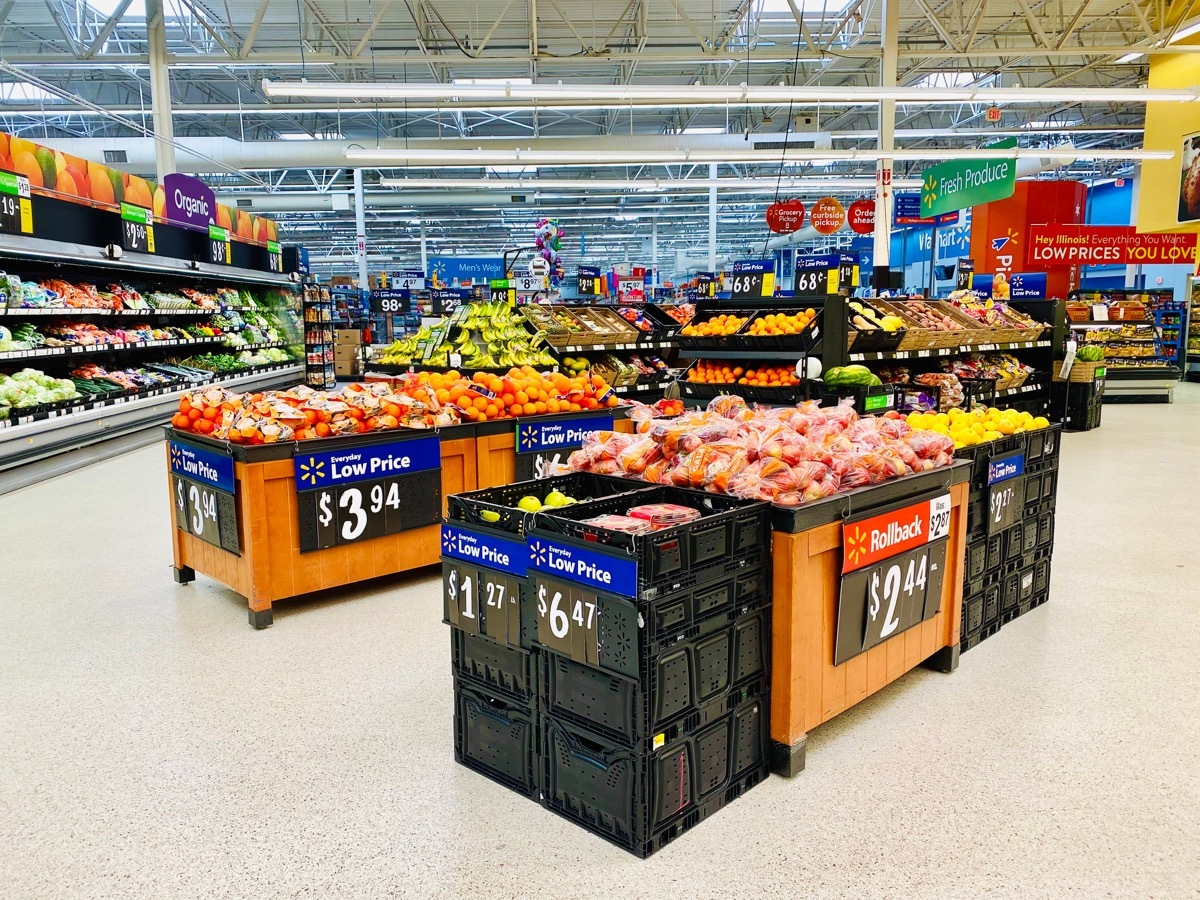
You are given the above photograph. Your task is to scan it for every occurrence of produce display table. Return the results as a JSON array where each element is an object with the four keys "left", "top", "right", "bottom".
[
  {"left": 768, "top": 462, "right": 971, "bottom": 775},
  {"left": 165, "top": 409, "right": 630, "bottom": 627}
]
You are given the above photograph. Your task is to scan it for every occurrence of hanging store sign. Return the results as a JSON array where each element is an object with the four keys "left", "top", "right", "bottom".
[
  {"left": 794, "top": 253, "right": 841, "bottom": 296},
  {"left": 432, "top": 288, "right": 470, "bottom": 315},
  {"left": 294, "top": 434, "right": 442, "bottom": 552},
  {"left": 847, "top": 199, "right": 875, "bottom": 235},
  {"left": 894, "top": 193, "right": 960, "bottom": 227},
  {"left": 1008, "top": 272, "right": 1047, "bottom": 300},
  {"left": 766, "top": 199, "right": 806, "bottom": 234},
  {"left": 810, "top": 197, "right": 847, "bottom": 235},
  {"left": 164, "top": 172, "right": 217, "bottom": 231},
  {"left": 696, "top": 272, "right": 717, "bottom": 297},
  {"left": 577, "top": 265, "right": 602, "bottom": 296},
  {"left": 834, "top": 492, "right": 952, "bottom": 664},
  {"left": 388, "top": 270, "right": 426, "bottom": 291},
  {"left": 1027, "top": 224, "right": 1198, "bottom": 265},
  {"left": 955, "top": 258, "right": 975, "bottom": 291},
  {"left": 441, "top": 525, "right": 528, "bottom": 644},
  {"left": 370, "top": 289, "right": 411, "bottom": 314},
  {"left": 920, "top": 138, "right": 1017, "bottom": 217}
]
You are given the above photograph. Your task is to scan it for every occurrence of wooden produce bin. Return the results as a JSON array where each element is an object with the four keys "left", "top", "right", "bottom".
[
  {"left": 167, "top": 424, "right": 477, "bottom": 628},
  {"left": 769, "top": 463, "right": 971, "bottom": 775}
]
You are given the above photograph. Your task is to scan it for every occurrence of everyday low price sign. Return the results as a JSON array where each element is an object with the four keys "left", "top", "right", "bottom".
[
  {"left": 529, "top": 534, "right": 638, "bottom": 598},
  {"left": 987, "top": 450, "right": 1026, "bottom": 535},
  {"left": 1028, "top": 225, "right": 1198, "bottom": 265},
  {"left": 441, "top": 523, "right": 528, "bottom": 645},
  {"left": 515, "top": 413, "right": 613, "bottom": 479},
  {"left": 168, "top": 440, "right": 239, "bottom": 553},
  {"left": 294, "top": 435, "right": 442, "bottom": 552},
  {"left": 921, "top": 138, "right": 1017, "bottom": 217}
]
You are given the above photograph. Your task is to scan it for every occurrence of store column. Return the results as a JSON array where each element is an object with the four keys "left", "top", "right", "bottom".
[
  {"left": 708, "top": 163, "right": 718, "bottom": 272},
  {"left": 872, "top": 0, "right": 899, "bottom": 291},
  {"left": 146, "top": 0, "right": 176, "bottom": 180},
  {"left": 354, "top": 168, "right": 369, "bottom": 290}
]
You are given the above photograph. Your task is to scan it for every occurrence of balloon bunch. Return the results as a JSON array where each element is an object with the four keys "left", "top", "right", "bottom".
[{"left": 535, "top": 218, "right": 565, "bottom": 286}]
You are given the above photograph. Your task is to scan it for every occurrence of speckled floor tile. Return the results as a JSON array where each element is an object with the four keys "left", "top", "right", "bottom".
[{"left": 1, "top": 388, "right": 1198, "bottom": 899}]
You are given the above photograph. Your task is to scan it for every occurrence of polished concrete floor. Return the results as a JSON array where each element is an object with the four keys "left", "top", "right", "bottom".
[{"left": 2, "top": 390, "right": 1199, "bottom": 899}]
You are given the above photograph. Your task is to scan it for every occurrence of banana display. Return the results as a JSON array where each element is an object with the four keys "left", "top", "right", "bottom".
[
  {"left": 449, "top": 302, "right": 557, "bottom": 369},
  {"left": 377, "top": 325, "right": 439, "bottom": 365}
]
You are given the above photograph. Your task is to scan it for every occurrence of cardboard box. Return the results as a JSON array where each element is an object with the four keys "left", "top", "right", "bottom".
[
  {"left": 335, "top": 346, "right": 361, "bottom": 362},
  {"left": 335, "top": 358, "right": 363, "bottom": 378},
  {"left": 334, "top": 328, "right": 362, "bottom": 347},
  {"left": 330, "top": 275, "right": 355, "bottom": 287}
]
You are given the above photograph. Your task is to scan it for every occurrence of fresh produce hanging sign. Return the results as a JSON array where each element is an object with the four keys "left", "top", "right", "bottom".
[
  {"left": 1027, "top": 224, "right": 1198, "bottom": 265},
  {"left": 921, "top": 138, "right": 1017, "bottom": 217},
  {"left": 835, "top": 492, "right": 952, "bottom": 665},
  {"left": 169, "top": 440, "right": 239, "bottom": 554},
  {"left": 293, "top": 434, "right": 442, "bottom": 552}
]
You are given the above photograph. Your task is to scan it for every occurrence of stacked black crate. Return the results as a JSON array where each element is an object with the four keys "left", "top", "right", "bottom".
[
  {"left": 1002, "top": 424, "right": 1060, "bottom": 621},
  {"left": 1052, "top": 378, "right": 1105, "bottom": 431},
  {"left": 442, "top": 473, "right": 655, "bottom": 801},
  {"left": 529, "top": 486, "right": 772, "bottom": 857}
]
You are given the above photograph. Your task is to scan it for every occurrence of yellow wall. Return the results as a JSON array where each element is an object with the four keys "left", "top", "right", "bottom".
[{"left": 1137, "top": 41, "right": 1200, "bottom": 236}]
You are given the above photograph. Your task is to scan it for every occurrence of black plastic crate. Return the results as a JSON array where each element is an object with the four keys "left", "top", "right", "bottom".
[
  {"left": 966, "top": 495, "right": 986, "bottom": 540},
  {"left": 986, "top": 531, "right": 1004, "bottom": 572},
  {"left": 733, "top": 307, "right": 822, "bottom": 353},
  {"left": 1021, "top": 517, "right": 1040, "bottom": 555},
  {"left": 451, "top": 626, "right": 537, "bottom": 702},
  {"left": 963, "top": 567, "right": 1001, "bottom": 603},
  {"left": 1003, "top": 522, "right": 1023, "bottom": 564},
  {"left": 1041, "top": 469, "right": 1058, "bottom": 503},
  {"left": 448, "top": 473, "right": 651, "bottom": 536},
  {"left": 528, "top": 572, "right": 769, "bottom": 685},
  {"left": 966, "top": 538, "right": 988, "bottom": 581},
  {"left": 961, "top": 595, "right": 984, "bottom": 639},
  {"left": 1023, "top": 472, "right": 1044, "bottom": 508},
  {"left": 1017, "top": 565, "right": 1036, "bottom": 604},
  {"left": 539, "top": 605, "right": 769, "bottom": 747},
  {"left": 960, "top": 619, "right": 1000, "bottom": 655},
  {"left": 675, "top": 303, "right": 756, "bottom": 352},
  {"left": 1034, "top": 558, "right": 1051, "bottom": 595},
  {"left": 1037, "top": 509, "right": 1055, "bottom": 550},
  {"left": 530, "top": 486, "right": 770, "bottom": 600},
  {"left": 816, "top": 382, "right": 897, "bottom": 415},
  {"left": 1001, "top": 571, "right": 1021, "bottom": 615},
  {"left": 981, "top": 584, "right": 1001, "bottom": 627},
  {"left": 540, "top": 694, "right": 769, "bottom": 857},
  {"left": 454, "top": 678, "right": 539, "bottom": 799},
  {"left": 677, "top": 378, "right": 723, "bottom": 402}
]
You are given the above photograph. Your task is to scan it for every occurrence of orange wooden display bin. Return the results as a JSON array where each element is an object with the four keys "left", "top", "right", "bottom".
[
  {"left": 769, "top": 464, "right": 970, "bottom": 775},
  {"left": 168, "top": 425, "right": 477, "bottom": 628}
]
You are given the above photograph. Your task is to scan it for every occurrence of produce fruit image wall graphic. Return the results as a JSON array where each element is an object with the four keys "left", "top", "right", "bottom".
[{"left": 0, "top": 129, "right": 278, "bottom": 246}]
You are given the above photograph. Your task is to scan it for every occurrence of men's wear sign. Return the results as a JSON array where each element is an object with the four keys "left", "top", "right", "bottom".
[
  {"left": 921, "top": 138, "right": 1017, "bottom": 217},
  {"left": 1028, "top": 224, "right": 1198, "bottom": 265}
]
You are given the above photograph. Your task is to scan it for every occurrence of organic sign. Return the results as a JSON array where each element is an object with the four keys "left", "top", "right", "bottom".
[
  {"left": 766, "top": 199, "right": 806, "bottom": 233},
  {"left": 1027, "top": 224, "right": 1198, "bottom": 265},
  {"left": 810, "top": 197, "right": 847, "bottom": 235},
  {"left": 921, "top": 138, "right": 1017, "bottom": 217},
  {"left": 847, "top": 198, "right": 875, "bottom": 235}
]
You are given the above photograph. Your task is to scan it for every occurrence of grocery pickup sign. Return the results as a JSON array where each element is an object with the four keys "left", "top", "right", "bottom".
[
  {"left": 921, "top": 139, "right": 1017, "bottom": 217},
  {"left": 1028, "top": 225, "right": 1198, "bottom": 266}
]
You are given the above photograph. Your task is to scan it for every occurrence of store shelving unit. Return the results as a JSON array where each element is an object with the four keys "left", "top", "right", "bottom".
[
  {"left": 302, "top": 283, "right": 335, "bottom": 389},
  {"left": 1068, "top": 301, "right": 1181, "bottom": 403},
  {"left": 1185, "top": 277, "right": 1200, "bottom": 383}
]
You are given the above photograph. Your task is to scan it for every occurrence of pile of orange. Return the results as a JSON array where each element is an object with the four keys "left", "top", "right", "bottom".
[
  {"left": 681, "top": 313, "right": 748, "bottom": 337},
  {"left": 408, "top": 366, "right": 618, "bottom": 422},
  {"left": 687, "top": 360, "right": 801, "bottom": 387},
  {"left": 745, "top": 309, "right": 817, "bottom": 337}
]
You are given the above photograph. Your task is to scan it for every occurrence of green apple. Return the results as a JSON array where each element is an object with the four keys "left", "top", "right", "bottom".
[{"left": 517, "top": 496, "right": 542, "bottom": 513}]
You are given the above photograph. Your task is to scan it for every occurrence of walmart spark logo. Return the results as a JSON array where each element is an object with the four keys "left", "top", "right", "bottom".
[
  {"left": 517, "top": 424, "right": 537, "bottom": 452},
  {"left": 991, "top": 228, "right": 1019, "bottom": 252},
  {"left": 298, "top": 457, "right": 326, "bottom": 486},
  {"left": 921, "top": 176, "right": 937, "bottom": 211},
  {"left": 169, "top": 446, "right": 183, "bottom": 468},
  {"left": 530, "top": 539, "right": 548, "bottom": 567},
  {"left": 441, "top": 528, "right": 456, "bottom": 554},
  {"left": 844, "top": 526, "right": 868, "bottom": 569}
]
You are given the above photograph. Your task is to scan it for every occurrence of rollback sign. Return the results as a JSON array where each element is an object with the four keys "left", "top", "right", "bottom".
[
  {"left": 834, "top": 493, "right": 951, "bottom": 664},
  {"left": 294, "top": 434, "right": 442, "bottom": 552}
]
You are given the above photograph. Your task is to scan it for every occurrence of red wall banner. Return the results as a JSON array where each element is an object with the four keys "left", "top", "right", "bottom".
[{"left": 1028, "top": 224, "right": 1198, "bottom": 265}]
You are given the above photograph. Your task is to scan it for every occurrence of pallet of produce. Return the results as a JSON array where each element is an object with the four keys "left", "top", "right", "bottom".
[
  {"left": 888, "top": 299, "right": 972, "bottom": 349},
  {"left": 855, "top": 298, "right": 927, "bottom": 350},
  {"left": 522, "top": 305, "right": 595, "bottom": 349},
  {"left": 573, "top": 307, "right": 640, "bottom": 343}
]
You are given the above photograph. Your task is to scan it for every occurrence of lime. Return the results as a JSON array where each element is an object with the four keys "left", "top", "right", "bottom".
[{"left": 480, "top": 510, "right": 501, "bottom": 523}]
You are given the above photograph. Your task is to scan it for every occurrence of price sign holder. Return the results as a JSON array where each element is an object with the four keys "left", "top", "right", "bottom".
[
  {"left": 370, "top": 289, "right": 411, "bottom": 315},
  {"left": 514, "top": 412, "right": 614, "bottom": 480},
  {"left": 794, "top": 254, "right": 841, "bottom": 297},
  {"left": 208, "top": 224, "right": 232, "bottom": 266},
  {"left": 728, "top": 259, "right": 775, "bottom": 300},
  {"left": 0, "top": 169, "right": 33, "bottom": 236},
  {"left": 265, "top": 240, "right": 282, "bottom": 273},
  {"left": 294, "top": 434, "right": 443, "bottom": 553},
  {"left": 531, "top": 572, "right": 603, "bottom": 667},
  {"left": 390, "top": 270, "right": 426, "bottom": 291},
  {"left": 490, "top": 278, "right": 516, "bottom": 304},
  {"left": 513, "top": 275, "right": 545, "bottom": 295},
  {"left": 120, "top": 202, "right": 155, "bottom": 254},
  {"left": 441, "top": 523, "right": 529, "bottom": 646},
  {"left": 833, "top": 490, "right": 951, "bottom": 665},
  {"left": 168, "top": 440, "right": 239, "bottom": 554},
  {"left": 986, "top": 449, "right": 1026, "bottom": 536}
]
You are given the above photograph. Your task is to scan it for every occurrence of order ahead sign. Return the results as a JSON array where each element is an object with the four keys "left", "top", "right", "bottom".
[
  {"left": 921, "top": 138, "right": 1016, "bottom": 217},
  {"left": 1028, "top": 224, "right": 1198, "bottom": 265}
]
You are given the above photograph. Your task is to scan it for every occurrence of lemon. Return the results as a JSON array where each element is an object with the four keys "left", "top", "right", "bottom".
[
  {"left": 1032, "top": 416, "right": 1050, "bottom": 429},
  {"left": 480, "top": 510, "right": 501, "bottom": 523}
]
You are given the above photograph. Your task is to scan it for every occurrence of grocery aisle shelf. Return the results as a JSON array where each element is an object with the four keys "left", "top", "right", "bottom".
[
  {"left": 849, "top": 339, "right": 1050, "bottom": 362},
  {"left": 0, "top": 364, "right": 301, "bottom": 489},
  {"left": 0, "top": 336, "right": 227, "bottom": 362},
  {"left": 0, "top": 307, "right": 215, "bottom": 317}
]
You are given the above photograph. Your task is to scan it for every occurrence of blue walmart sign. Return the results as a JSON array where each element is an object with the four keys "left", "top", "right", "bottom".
[
  {"left": 293, "top": 434, "right": 440, "bottom": 491},
  {"left": 987, "top": 452, "right": 1025, "bottom": 486},
  {"left": 169, "top": 440, "right": 234, "bottom": 493},
  {"left": 441, "top": 524, "right": 529, "bottom": 578},
  {"left": 1009, "top": 272, "right": 1048, "bottom": 300},
  {"left": 516, "top": 413, "right": 614, "bottom": 455},
  {"left": 529, "top": 535, "right": 638, "bottom": 597}
]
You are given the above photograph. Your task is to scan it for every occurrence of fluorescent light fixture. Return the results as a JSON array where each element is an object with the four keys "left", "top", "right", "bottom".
[
  {"left": 1168, "top": 21, "right": 1200, "bottom": 43},
  {"left": 351, "top": 146, "right": 1173, "bottom": 167},
  {"left": 377, "top": 177, "right": 922, "bottom": 192},
  {"left": 263, "top": 79, "right": 1200, "bottom": 106},
  {"left": 1116, "top": 52, "right": 1144, "bottom": 63}
]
